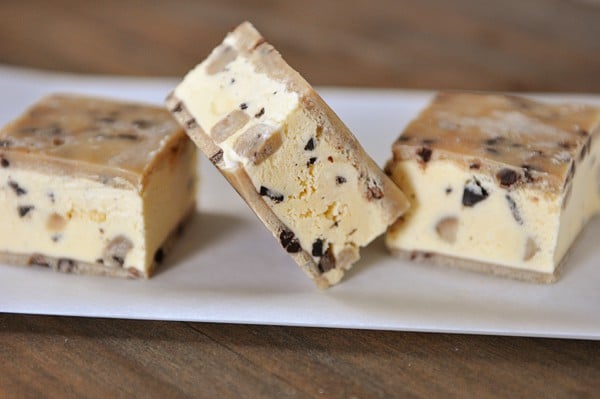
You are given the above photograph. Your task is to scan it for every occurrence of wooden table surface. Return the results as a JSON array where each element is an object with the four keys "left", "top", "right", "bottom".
[{"left": 1, "top": 0, "right": 599, "bottom": 397}]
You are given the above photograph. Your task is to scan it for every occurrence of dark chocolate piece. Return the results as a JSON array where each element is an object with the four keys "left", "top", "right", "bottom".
[
  {"left": 462, "top": 179, "right": 488, "bottom": 207},
  {"left": 8, "top": 181, "right": 26, "bottom": 196},
  {"left": 279, "top": 228, "right": 301, "bottom": 253},
  {"left": 318, "top": 248, "right": 336, "bottom": 273},
  {"left": 18, "top": 205, "right": 34, "bottom": 217},
  {"left": 416, "top": 147, "right": 432, "bottom": 163},
  {"left": 335, "top": 176, "right": 347, "bottom": 185},
  {"left": 506, "top": 195, "right": 523, "bottom": 225},
  {"left": 304, "top": 138, "right": 315, "bottom": 151},
  {"left": 312, "top": 239, "right": 324, "bottom": 257},
  {"left": 497, "top": 168, "right": 519, "bottom": 187},
  {"left": 260, "top": 186, "right": 284, "bottom": 203}
]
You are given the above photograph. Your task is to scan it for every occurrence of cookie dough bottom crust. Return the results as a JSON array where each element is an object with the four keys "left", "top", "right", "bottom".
[
  {"left": 0, "top": 204, "right": 196, "bottom": 279},
  {"left": 388, "top": 246, "right": 569, "bottom": 284}
]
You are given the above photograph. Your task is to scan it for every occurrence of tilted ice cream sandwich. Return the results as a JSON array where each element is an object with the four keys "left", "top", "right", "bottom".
[
  {"left": 385, "top": 92, "right": 600, "bottom": 282},
  {"left": 0, "top": 94, "right": 197, "bottom": 278},
  {"left": 167, "top": 22, "right": 408, "bottom": 288}
]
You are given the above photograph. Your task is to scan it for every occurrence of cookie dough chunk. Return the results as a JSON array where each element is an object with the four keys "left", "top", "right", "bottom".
[
  {"left": 0, "top": 94, "right": 197, "bottom": 278},
  {"left": 385, "top": 92, "right": 600, "bottom": 282},
  {"left": 167, "top": 22, "right": 408, "bottom": 288}
]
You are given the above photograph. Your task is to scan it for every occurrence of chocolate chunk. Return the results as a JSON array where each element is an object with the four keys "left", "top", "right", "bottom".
[
  {"left": 28, "top": 254, "right": 49, "bottom": 267},
  {"left": 506, "top": 195, "right": 523, "bottom": 225},
  {"left": 521, "top": 165, "right": 535, "bottom": 183},
  {"left": 254, "top": 107, "right": 265, "bottom": 118},
  {"left": 318, "top": 248, "right": 336, "bottom": 273},
  {"left": 462, "top": 179, "right": 488, "bottom": 207},
  {"left": 103, "top": 235, "right": 133, "bottom": 268},
  {"left": 445, "top": 187, "right": 452, "bottom": 195},
  {"left": 132, "top": 119, "right": 152, "bottom": 129},
  {"left": 260, "top": 186, "right": 284, "bottom": 203},
  {"left": 304, "top": 137, "right": 315, "bottom": 151},
  {"left": 484, "top": 137, "right": 504, "bottom": 146},
  {"left": 469, "top": 163, "right": 480, "bottom": 170},
  {"left": 185, "top": 118, "right": 198, "bottom": 129},
  {"left": 239, "top": 103, "right": 248, "bottom": 110},
  {"left": 416, "top": 147, "right": 432, "bottom": 163},
  {"left": 327, "top": 156, "right": 334, "bottom": 163},
  {"left": 497, "top": 168, "right": 519, "bottom": 187},
  {"left": 366, "top": 178, "right": 384, "bottom": 201},
  {"left": 8, "top": 181, "right": 26, "bottom": 196},
  {"left": 57, "top": 258, "right": 75, "bottom": 273},
  {"left": 312, "top": 239, "right": 324, "bottom": 257},
  {"left": 96, "top": 258, "right": 104, "bottom": 264},
  {"left": 335, "top": 176, "right": 347, "bottom": 185},
  {"left": 307, "top": 157, "right": 317, "bottom": 166},
  {"left": 116, "top": 133, "right": 141, "bottom": 141},
  {"left": 1, "top": 157, "right": 9, "bottom": 168},
  {"left": 209, "top": 149, "right": 224, "bottom": 165},
  {"left": 154, "top": 248, "right": 165, "bottom": 263},
  {"left": 18, "top": 205, "right": 34, "bottom": 217},
  {"left": 170, "top": 101, "right": 183, "bottom": 113},
  {"left": 230, "top": 78, "right": 236, "bottom": 84},
  {"left": 279, "top": 228, "right": 301, "bottom": 253}
]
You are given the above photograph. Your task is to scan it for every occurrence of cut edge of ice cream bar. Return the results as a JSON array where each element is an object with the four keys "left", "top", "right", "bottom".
[
  {"left": 167, "top": 21, "right": 409, "bottom": 288},
  {"left": 0, "top": 94, "right": 198, "bottom": 278},
  {"left": 385, "top": 91, "right": 600, "bottom": 282}
]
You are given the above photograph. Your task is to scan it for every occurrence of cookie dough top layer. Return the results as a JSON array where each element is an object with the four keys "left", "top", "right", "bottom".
[
  {"left": 393, "top": 92, "right": 600, "bottom": 192},
  {"left": 0, "top": 94, "right": 185, "bottom": 189}
]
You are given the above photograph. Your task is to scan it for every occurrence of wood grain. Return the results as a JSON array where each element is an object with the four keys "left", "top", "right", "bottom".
[
  {"left": 0, "top": 0, "right": 599, "bottom": 398},
  {"left": 0, "top": 0, "right": 599, "bottom": 91}
]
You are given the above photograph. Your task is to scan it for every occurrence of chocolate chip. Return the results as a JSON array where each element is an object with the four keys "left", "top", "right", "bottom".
[
  {"left": 116, "top": 133, "right": 141, "bottom": 141},
  {"left": 132, "top": 119, "right": 152, "bottom": 129},
  {"left": 171, "top": 101, "right": 183, "bottom": 113},
  {"left": 521, "top": 165, "right": 535, "bottom": 183},
  {"left": 335, "top": 176, "right": 347, "bottom": 185},
  {"left": 469, "top": 163, "right": 480, "bottom": 170},
  {"left": 506, "top": 195, "right": 523, "bottom": 224},
  {"left": 416, "top": 147, "right": 432, "bottom": 163},
  {"left": 103, "top": 235, "right": 133, "bottom": 268},
  {"left": 154, "top": 248, "right": 165, "bottom": 263},
  {"left": 462, "top": 179, "right": 488, "bottom": 207},
  {"left": 254, "top": 107, "right": 265, "bottom": 118},
  {"left": 306, "top": 157, "right": 317, "bottom": 167},
  {"left": 97, "top": 116, "right": 116, "bottom": 124},
  {"left": 51, "top": 234, "right": 61, "bottom": 242},
  {"left": 496, "top": 168, "right": 519, "bottom": 187},
  {"left": 1, "top": 157, "right": 9, "bottom": 168},
  {"left": 209, "top": 149, "right": 223, "bottom": 165},
  {"left": 327, "top": 156, "right": 334, "bottom": 163},
  {"left": 186, "top": 118, "right": 198, "bottom": 129},
  {"left": 312, "top": 239, "right": 324, "bottom": 257},
  {"left": 18, "top": 205, "right": 34, "bottom": 217},
  {"left": 484, "top": 137, "right": 504, "bottom": 146},
  {"left": 366, "top": 179, "right": 384, "bottom": 201},
  {"left": 318, "top": 248, "right": 336, "bottom": 273},
  {"left": 260, "top": 186, "right": 284, "bottom": 203},
  {"left": 239, "top": 103, "right": 248, "bottom": 110},
  {"left": 57, "top": 258, "right": 75, "bottom": 273},
  {"left": 445, "top": 187, "right": 452, "bottom": 195},
  {"left": 577, "top": 128, "right": 589, "bottom": 137},
  {"left": 279, "top": 228, "right": 301, "bottom": 253},
  {"left": 8, "top": 181, "right": 26, "bottom": 196},
  {"left": 96, "top": 258, "right": 104, "bottom": 264},
  {"left": 48, "top": 192, "right": 55, "bottom": 203},
  {"left": 304, "top": 138, "right": 315, "bottom": 151},
  {"left": 28, "top": 254, "right": 49, "bottom": 267}
]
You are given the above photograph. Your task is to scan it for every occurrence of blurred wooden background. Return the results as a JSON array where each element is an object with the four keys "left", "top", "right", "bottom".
[
  {"left": 0, "top": 1, "right": 599, "bottom": 398},
  {"left": 1, "top": 0, "right": 599, "bottom": 91}
]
